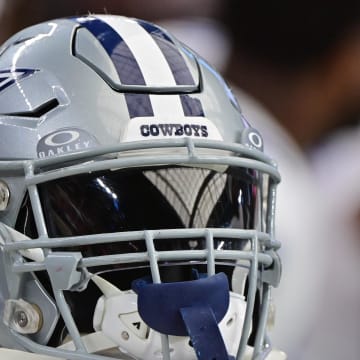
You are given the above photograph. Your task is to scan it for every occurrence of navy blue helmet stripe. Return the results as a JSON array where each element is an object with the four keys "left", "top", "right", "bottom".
[
  {"left": 76, "top": 18, "right": 146, "bottom": 86},
  {"left": 180, "top": 95, "right": 205, "bottom": 117},
  {"left": 137, "top": 21, "right": 195, "bottom": 86},
  {"left": 125, "top": 93, "right": 154, "bottom": 118},
  {"left": 136, "top": 19, "right": 174, "bottom": 43},
  {"left": 153, "top": 38, "right": 195, "bottom": 86}
]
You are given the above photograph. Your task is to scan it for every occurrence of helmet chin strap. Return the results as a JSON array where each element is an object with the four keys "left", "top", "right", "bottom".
[{"left": 58, "top": 274, "right": 246, "bottom": 359}]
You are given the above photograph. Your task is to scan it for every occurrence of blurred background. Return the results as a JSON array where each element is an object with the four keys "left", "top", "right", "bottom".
[{"left": 1, "top": 1, "right": 360, "bottom": 359}]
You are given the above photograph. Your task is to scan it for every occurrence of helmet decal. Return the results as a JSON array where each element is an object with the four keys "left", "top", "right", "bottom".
[
  {"left": 122, "top": 117, "right": 222, "bottom": 141},
  {"left": 0, "top": 68, "right": 37, "bottom": 92},
  {"left": 37, "top": 128, "right": 99, "bottom": 158}
]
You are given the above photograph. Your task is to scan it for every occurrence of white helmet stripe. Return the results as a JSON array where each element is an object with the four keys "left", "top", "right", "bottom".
[{"left": 149, "top": 94, "right": 184, "bottom": 118}]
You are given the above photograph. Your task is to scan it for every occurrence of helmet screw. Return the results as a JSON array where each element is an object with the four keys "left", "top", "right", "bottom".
[
  {"left": 14, "top": 310, "right": 28, "bottom": 328},
  {"left": 121, "top": 331, "right": 129, "bottom": 341}
]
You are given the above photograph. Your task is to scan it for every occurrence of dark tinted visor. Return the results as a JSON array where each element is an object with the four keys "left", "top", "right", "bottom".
[{"left": 38, "top": 166, "right": 260, "bottom": 244}]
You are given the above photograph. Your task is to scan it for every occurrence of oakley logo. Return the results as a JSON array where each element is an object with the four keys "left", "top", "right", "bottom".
[
  {"left": 140, "top": 123, "right": 208, "bottom": 138},
  {"left": 37, "top": 128, "right": 99, "bottom": 158},
  {"left": 248, "top": 131, "right": 263, "bottom": 148},
  {"left": 44, "top": 130, "right": 80, "bottom": 147},
  {"left": 240, "top": 128, "right": 264, "bottom": 151}
]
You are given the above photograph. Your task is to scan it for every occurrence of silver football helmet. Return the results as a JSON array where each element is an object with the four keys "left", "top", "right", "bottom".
[{"left": 0, "top": 14, "right": 284, "bottom": 360}]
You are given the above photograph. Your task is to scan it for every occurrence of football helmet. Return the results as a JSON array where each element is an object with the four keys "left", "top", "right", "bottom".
[{"left": 0, "top": 15, "right": 284, "bottom": 360}]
